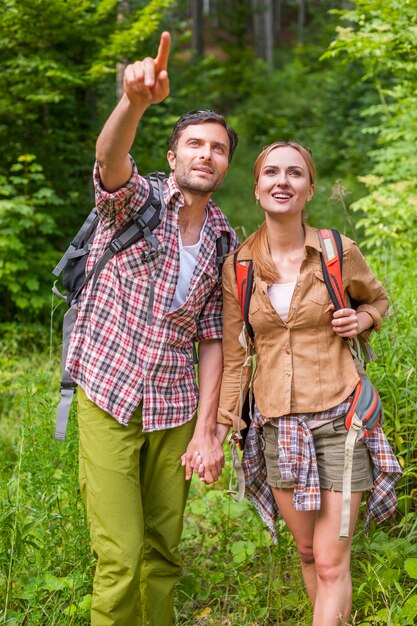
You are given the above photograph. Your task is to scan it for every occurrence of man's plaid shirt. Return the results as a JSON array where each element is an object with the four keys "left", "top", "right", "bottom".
[{"left": 66, "top": 160, "right": 239, "bottom": 431}]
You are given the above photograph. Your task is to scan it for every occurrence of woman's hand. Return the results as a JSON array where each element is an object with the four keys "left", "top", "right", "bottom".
[
  {"left": 330, "top": 306, "right": 373, "bottom": 338},
  {"left": 215, "top": 423, "right": 230, "bottom": 446}
]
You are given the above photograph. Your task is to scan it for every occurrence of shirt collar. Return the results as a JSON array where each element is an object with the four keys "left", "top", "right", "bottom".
[
  {"left": 165, "top": 172, "right": 228, "bottom": 237},
  {"left": 303, "top": 223, "right": 322, "bottom": 253},
  {"left": 166, "top": 171, "right": 183, "bottom": 204}
]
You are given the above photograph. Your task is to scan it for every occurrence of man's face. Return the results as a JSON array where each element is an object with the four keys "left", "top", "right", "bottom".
[{"left": 167, "top": 122, "right": 230, "bottom": 195}]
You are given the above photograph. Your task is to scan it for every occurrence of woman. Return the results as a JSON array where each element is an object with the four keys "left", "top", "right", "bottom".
[{"left": 215, "top": 142, "right": 402, "bottom": 625}]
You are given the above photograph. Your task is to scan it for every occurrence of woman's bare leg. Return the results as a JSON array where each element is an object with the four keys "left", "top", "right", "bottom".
[
  {"left": 271, "top": 487, "right": 362, "bottom": 624},
  {"left": 271, "top": 488, "right": 318, "bottom": 604},
  {"left": 311, "top": 490, "right": 362, "bottom": 626}
]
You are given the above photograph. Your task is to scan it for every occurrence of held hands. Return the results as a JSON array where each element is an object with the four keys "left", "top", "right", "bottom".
[
  {"left": 330, "top": 306, "right": 373, "bottom": 338},
  {"left": 124, "top": 31, "right": 170, "bottom": 107},
  {"left": 181, "top": 432, "right": 225, "bottom": 485}
]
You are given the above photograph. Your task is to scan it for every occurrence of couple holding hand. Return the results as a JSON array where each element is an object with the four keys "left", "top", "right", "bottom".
[{"left": 67, "top": 32, "right": 401, "bottom": 626}]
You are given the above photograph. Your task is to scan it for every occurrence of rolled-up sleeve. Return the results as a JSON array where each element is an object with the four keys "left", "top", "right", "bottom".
[
  {"left": 93, "top": 156, "right": 150, "bottom": 230},
  {"left": 347, "top": 242, "right": 388, "bottom": 334},
  {"left": 217, "top": 257, "right": 251, "bottom": 427}
]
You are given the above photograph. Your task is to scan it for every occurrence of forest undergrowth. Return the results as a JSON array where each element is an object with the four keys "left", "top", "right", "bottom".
[{"left": 0, "top": 243, "right": 416, "bottom": 625}]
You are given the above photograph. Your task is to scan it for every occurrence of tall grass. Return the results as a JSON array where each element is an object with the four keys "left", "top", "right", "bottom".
[{"left": 0, "top": 243, "right": 416, "bottom": 625}]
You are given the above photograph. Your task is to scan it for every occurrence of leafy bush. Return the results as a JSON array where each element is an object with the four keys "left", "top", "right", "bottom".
[{"left": 0, "top": 155, "right": 61, "bottom": 319}]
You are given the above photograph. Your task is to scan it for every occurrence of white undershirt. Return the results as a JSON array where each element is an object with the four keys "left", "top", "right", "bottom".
[
  {"left": 267, "top": 281, "right": 296, "bottom": 322},
  {"left": 169, "top": 215, "right": 207, "bottom": 311}
]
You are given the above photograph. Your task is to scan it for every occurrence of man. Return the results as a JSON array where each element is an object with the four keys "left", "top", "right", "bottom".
[{"left": 65, "top": 31, "right": 238, "bottom": 626}]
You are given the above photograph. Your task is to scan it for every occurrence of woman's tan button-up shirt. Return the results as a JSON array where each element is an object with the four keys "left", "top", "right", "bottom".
[{"left": 218, "top": 225, "right": 388, "bottom": 427}]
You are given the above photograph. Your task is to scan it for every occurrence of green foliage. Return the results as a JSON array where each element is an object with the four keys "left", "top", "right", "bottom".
[
  {"left": 0, "top": 0, "right": 173, "bottom": 321},
  {"left": 177, "top": 482, "right": 310, "bottom": 625},
  {"left": 0, "top": 323, "right": 92, "bottom": 624},
  {"left": 350, "top": 177, "right": 417, "bottom": 259},
  {"left": 89, "top": 0, "right": 174, "bottom": 78},
  {"left": 351, "top": 525, "right": 417, "bottom": 625},
  {"left": 322, "top": 0, "right": 417, "bottom": 255},
  {"left": 0, "top": 375, "right": 93, "bottom": 625},
  {"left": 0, "top": 308, "right": 416, "bottom": 623},
  {"left": 0, "top": 155, "right": 61, "bottom": 316}
]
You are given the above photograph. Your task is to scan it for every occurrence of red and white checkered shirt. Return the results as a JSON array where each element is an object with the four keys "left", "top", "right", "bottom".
[{"left": 66, "top": 159, "right": 239, "bottom": 431}]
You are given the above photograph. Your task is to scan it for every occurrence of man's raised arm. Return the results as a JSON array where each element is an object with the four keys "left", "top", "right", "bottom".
[{"left": 96, "top": 32, "right": 171, "bottom": 192}]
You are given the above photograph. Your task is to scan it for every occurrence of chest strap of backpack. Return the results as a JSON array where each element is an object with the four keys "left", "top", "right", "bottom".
[{"left": 84, "top": 175, "right": 165, "bottom": 323}]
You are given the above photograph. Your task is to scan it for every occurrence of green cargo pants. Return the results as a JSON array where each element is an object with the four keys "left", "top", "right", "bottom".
[{"left": 77, "top": 388, "right": 196, "bottom": 626}]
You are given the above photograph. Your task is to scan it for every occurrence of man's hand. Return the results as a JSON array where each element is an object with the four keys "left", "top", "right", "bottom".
[
  {"left": 96, "top": 31, "right": 171, "bottom": 191},
  {"left": 124, "top": 31, "right": 170, "bottom": 107},
  {"left": 181, "top": 433, "right": 225, "bottom": 484}
]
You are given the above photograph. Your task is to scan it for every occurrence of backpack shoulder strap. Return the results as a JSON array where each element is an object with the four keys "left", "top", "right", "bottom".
[
  {"left": 81, "top": 173, "right": 166, "bottom": 298},
  {"left": 52, "top": 208, "right": 99, "bottom": 279},
  {"left": 233, "top": 255, "right": 255, "bottom": 341},
  {"left": 216, "top": 231, "right": 231, "bottom": 276},
  {"left": 233, "top": 230, "right": 344, "bottom": 340},
  {"left": 192, "top": 230, "right": 231, "bottom": 366},
  {"left": 317, "top": 228, "right": 346, "bottom": 310}
]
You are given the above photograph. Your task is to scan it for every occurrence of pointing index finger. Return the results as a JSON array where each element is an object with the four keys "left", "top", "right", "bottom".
[{"left": 155, "top": 31, "right": 170, "bottom": 72}]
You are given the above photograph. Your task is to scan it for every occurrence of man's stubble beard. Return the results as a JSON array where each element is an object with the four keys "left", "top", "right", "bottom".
[{"left": 173, "top": 166, "right": 226, "bottom": 196}]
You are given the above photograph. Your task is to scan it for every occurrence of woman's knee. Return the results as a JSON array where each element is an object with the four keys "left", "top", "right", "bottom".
[
  {"left": 297, "top": 542, "right": 315, "bottom": 565},
  {"left": 314, "top": 552, "right": 349, "bottom": 584}
]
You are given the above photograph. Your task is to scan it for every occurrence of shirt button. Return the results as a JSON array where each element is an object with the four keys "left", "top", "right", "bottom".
[
  {"left": 286, "top": 372, "right": 291, "bottom": 377},
  {"left": 286, "top": 349, "right": 290, "bottom": 354}
]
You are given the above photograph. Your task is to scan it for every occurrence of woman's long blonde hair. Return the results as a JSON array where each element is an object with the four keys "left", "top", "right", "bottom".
[{"left": 244, "top": 141, "right": 316, "bottom": 284}]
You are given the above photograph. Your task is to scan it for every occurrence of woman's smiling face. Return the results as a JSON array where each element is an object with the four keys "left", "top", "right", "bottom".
[{"left": 255, "top": 146, "right": 314, "bottom": 219}]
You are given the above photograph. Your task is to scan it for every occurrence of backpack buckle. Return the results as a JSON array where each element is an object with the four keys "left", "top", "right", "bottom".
[
  {"left": 109, "top": 239, "right": 123, "bottom": 253},
  {"left": 60, "top": 382, "right": 77, "bottom": 391}
]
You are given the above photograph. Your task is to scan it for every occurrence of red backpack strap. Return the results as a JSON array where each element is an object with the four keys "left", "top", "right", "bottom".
[
  {"left": 233, "top": 255, "right": 255, "bottom": 341},
  {"left": 317, "top": 229, "right": 346, "bottom": 310}
]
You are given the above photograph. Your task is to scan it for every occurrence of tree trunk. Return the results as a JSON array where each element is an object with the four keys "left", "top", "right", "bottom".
[
  {"left": 298, "top": 0, "right": 307, "bottom": 42},
  {"left": 191, "top": 0, "right": 205, "bottom": 56},
  {"left": 252, "top": 0, "right": 274, "bottom": 67},
  {"left": 274, "top": 0, "right": 282, "bottom": 43}
]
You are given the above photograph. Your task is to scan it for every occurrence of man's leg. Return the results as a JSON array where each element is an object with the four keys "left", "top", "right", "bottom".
[
  {"left": 78, "top": 388, "right": 145, "bottom": 626},
  {"left": 140, "top": 416, "right": 196, "bottom": 626}
]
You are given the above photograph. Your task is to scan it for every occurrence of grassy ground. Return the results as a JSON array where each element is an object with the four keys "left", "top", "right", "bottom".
[{"left": 0, "top": 246, "right": 416, "bottom": 625}]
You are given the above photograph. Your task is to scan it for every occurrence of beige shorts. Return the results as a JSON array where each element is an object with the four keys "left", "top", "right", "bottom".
[{"left": 263, "top": 416, "right": 374, "bottom": 492}]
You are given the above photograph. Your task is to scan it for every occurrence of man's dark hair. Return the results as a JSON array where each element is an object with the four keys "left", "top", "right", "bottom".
[{"left": 169, "top": 109, "right": 238, "bottom": 163}]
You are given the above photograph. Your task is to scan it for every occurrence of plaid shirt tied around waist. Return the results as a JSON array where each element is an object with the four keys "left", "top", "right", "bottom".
[
  {"left": 242, "top": 401, "right": 402, "bottom": 544},
  {"left": 66, "top": 160, "right": 239, "bottom": 431}
]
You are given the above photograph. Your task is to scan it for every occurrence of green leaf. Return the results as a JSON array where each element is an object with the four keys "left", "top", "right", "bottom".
[
  {"left": 404, "top": 558, "right": 417, "bottom": 579},
  {"left": 400, "top": 594, "right": 417, "bottom": 623},
  {"left": 43, "top": 573, "right": 73, "bottom": 591}
]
